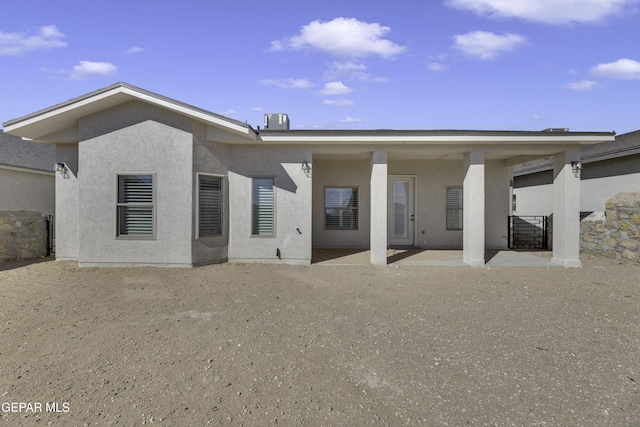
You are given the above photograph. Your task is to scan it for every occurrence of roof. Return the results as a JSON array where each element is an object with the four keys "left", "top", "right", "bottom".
[
  {"left": 0, "top": 130, "right": 55, "bottom": 172},
  {"left": 513, "top": 129, "right": 640, "bottom": 175},
  {"left": 259, "top": 128, "right": 613, "bottom": 144},
  {"left": 2, "top": 81, "right": 615, "bottom": 149},
  {"left": 2, "top": 82, "right": 257, "bottom": 142}
]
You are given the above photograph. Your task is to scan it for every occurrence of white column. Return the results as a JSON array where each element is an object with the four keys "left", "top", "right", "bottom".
[
  {"left": 370, "top": 150, "right": 388, "bottom": 265},
  {"left": 463, "top": 150, "right": 485, "bottom": 267},
  {"left": 552, "top": 148, "right": 581, "bottom": 267}
]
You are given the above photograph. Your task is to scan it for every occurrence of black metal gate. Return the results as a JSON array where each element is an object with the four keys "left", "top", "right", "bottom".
[
  {"left": 508, "top": 216, "right": 548, "bottom": 250},
  {"left": 46, "top": 215, "right": 55, "bottom": 256}
]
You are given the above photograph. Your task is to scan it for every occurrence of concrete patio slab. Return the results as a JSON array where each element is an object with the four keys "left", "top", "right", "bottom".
[{"left": 312, "top": 248, "right": 557, "bottom": 267}]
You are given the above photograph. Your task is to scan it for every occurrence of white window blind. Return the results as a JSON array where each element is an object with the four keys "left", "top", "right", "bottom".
[
  {"left": 117, "top": 175, "right": 153, "bottom": 237},
  {"left": 252, "top": 178, "right": 274, "bottom": 236},
  {"left": 199, "top": 176, "right": 222, "bottom": 237},
  {"left": 446, "top": 188, "right": 463, "bottom": 230},
  {"left": 325, "top": 188, "right": 358, "bottom": 230}
]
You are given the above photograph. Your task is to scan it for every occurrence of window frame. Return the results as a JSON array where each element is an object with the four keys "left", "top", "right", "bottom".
[
  {"left": 251, "top": 177, "right": 275, "bottom": 237},
  {"left": 115, "top": 173, "right": 156, "bottom": 239},
  {"left": 324, "top": 186, "right": 359, "bottom": 231},
  {"left": 196, "top": 173, "right": 224, "bottom": 239},
  {"left": 445, "top": 187, "right": 463, "bottom": 231}
]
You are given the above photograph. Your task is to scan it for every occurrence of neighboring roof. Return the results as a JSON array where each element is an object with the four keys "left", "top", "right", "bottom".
[
  {"left": 513, "top": 129, "right": 640, "bottom": 176},
  {"left": 0, "top": 130, "right": 55, "bottom": 172},
  {"left": 2, "top": 82, "right": 257, "bottom": 142}
]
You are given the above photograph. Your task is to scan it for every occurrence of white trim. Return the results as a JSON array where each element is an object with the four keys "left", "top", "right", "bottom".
[{"left": 259, "top": 135, "right": 613, "bottom": 145}]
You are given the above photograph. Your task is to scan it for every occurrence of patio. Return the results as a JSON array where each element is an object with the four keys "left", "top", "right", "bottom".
[{"left": 312, "top": 248, "right": 557, "bottom": 267}]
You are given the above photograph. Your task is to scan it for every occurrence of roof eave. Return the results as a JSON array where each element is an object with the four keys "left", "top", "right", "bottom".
[{"left": 3, "top": 82, "right": 257, "bottom": 141}]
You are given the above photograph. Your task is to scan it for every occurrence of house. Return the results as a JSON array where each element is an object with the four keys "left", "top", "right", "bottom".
[
  {"left": 513, "top": 130, "right": 640, "bottom": 216},
  {"left": 2, "top": 83, "right": 615, "bottom": 267},
  {"left": 0, "top": 130, "right": 55, "bottom": 216}
]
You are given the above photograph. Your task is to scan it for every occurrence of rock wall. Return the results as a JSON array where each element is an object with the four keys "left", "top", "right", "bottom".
[
  {"left": 0, "top": 210, "right": 48, "bottom": 263},
  {"left": 580, "top": 192, "right": 640, "bottom": 264}
]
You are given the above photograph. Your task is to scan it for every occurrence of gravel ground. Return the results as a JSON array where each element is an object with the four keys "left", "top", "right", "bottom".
[{"left": 0, "top": 257, "right": 638, "bottom": 426}]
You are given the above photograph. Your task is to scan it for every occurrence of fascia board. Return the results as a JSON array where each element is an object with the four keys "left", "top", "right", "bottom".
[{"left": 258, "top": 134, "right": 614, "bottom": 145}]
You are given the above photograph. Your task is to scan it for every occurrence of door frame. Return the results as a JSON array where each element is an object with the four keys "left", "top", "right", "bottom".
[{"left": 388, "top": 175, "right": 417, "bottom": 247}]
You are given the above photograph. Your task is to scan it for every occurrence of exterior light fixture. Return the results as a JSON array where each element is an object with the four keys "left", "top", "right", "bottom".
[
  {"left": 54, "top": 162, "right": 70, "bottom": 179},
  {"left": 302, "top": 161, "right": 312, "bottom": 177},
  {"left": 571, "top": 161, "right": 582, "bottom": 178}
]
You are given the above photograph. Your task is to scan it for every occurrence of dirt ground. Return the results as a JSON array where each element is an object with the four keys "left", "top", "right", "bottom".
[{"left": 0, "top": 256, "right": 638, "bottom": 426}]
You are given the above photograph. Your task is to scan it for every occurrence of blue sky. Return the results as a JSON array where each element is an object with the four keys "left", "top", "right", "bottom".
[{"left": 2, "top": 0, "right": 640, "bottom": 134}]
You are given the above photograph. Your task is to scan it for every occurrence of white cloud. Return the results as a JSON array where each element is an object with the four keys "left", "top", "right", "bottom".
[
  {"left": 325, "top": 60, "right": 367, "bottom": 77},
  {"left": 323, "top": 61, "right": 389, "bottom": 82},
  {"left": 70, "top": 61, "right": 117, "bottom": 79},
  {"left": 251, "top": 107, "right": 263, "bottom": 111},
  {"left": 445, "top": 0, "right": 637, "bottom": 24},
  {"left": 427, "top": 62, "right": 448, "bottom": 71},
  {"left": 590, "top": 58, "right": 640, "bottom": 79},
  {"left": 320, "top": 81, "right": 353, "bottom": 95},
  {"left": 269, "top": 17, "right": 406, "bottom": 58},
  {"left": 0, "top": 25, "right": 67, "bottom": 56},
  {"left": 259, "top": 78, "right": 314, "bottom": 89},
  {"left": 567, "top": 80, "right": 598, "bottom": 91},
  {"left": 322, "top": 99, "right": 355, "bottom": 107},
  {"left": 340, "top": 116, "right": 362, "bottom": 123},
  {"left": 453, "top": 31, "right": 526, "bottom": 59},
  {"left": 125, "top": 46, "right": 144, "bottom": 54},
  {"left": 531, "top": 114, "right": 544, "bottom": 120}
]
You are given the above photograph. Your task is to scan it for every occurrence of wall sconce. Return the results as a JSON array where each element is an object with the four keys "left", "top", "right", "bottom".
[
  {"left": 301, "top": 161, "right": 312, "bottom": 178},
  {"left": 54, "top": 162, "right": 70, "bottom": 179},
  {"left": 571, "top": 161, "right": 582, "bottom": 178}
]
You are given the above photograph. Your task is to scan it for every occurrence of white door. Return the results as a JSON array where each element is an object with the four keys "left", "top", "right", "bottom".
[{"left": 388, "top": 177, "right": 415, "bottom": 246}]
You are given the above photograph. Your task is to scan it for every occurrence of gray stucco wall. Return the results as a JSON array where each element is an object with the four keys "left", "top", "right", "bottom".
[
  {"left": 76, "top": 102, "right": 194, "bottom": 266},
  {"left": 389, "top": 159, "right": 465, "bottom": 248},
  {"left": 228, "top": 145, "right": 312, "bottom": 264},
  {"left": 0, "top": 168, "right": 55, "bottom": 216},
  {"left": 485, "top": 160, "right": 510, "bottom": 249},
  {"left": 191, "top": 121, "right": 229, "bottom": 265},
  {"left": 55, "top": 144, "right": 79, "bottom": 260},
  {"left": 312, "top": 158, "right": 371, "bottom": 248},
  {"left": 513, "top": 154, "right": 640, "bottom": 216}
]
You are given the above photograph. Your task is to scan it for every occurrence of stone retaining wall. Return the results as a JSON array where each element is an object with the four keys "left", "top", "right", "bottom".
[
  {"left": 0, "top": 210, "right": 48, "bottom": 263},
  {"left": 580, "top": 192, "right": 640, "bottom": 264}
]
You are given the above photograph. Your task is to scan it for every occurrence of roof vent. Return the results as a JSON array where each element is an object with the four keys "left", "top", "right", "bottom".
[
  {"left": 542, "top": 128, "right": 569, "bottom": 132},
  {"left": 264, "top": 114, "right": 289, "bottom": 130}
]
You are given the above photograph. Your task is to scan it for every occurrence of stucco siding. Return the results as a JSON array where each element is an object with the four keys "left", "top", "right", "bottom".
[
  {"left": 389, "top": 159, "right": 465, "bottom": 248},
  {"left": 192, "top": 122, "right": 230, "bottom": 265},
  {"left": 484, "top": 160, "right": 510, "bottom": 249},
  {"left": 55, "top": 144, "right": 79, "bottom": 260},
  {"left": 0, "top": 168, "right": 54, "bottom": 216},
  {"left": 77, "top": 107, "right": 194, "bottom": 266},
  {"left": 312, "top": 158, "right": 371, "bottom": 248},
  {"left": 228, "top": 146, "right": 312, "bottom": 264},
  {"left": 513, "top": 156, "right": 640, "bottom": 216}
]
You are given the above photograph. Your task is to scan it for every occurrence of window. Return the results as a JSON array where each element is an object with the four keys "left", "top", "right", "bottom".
[
  {"left": 325, "top": 187, "right": 358, "bottom": 230},
  {"left": 252, "top": 178, "right": 274, "bottom": 236},
  {"left": 117, "top": 174, "right": 154, "bottom": 237},
  {"left": 198, "top": 175, "right": 222, "bottom": 237},
  {"left": 446, "top": 188, "right": 463, "bottom": 230}
]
